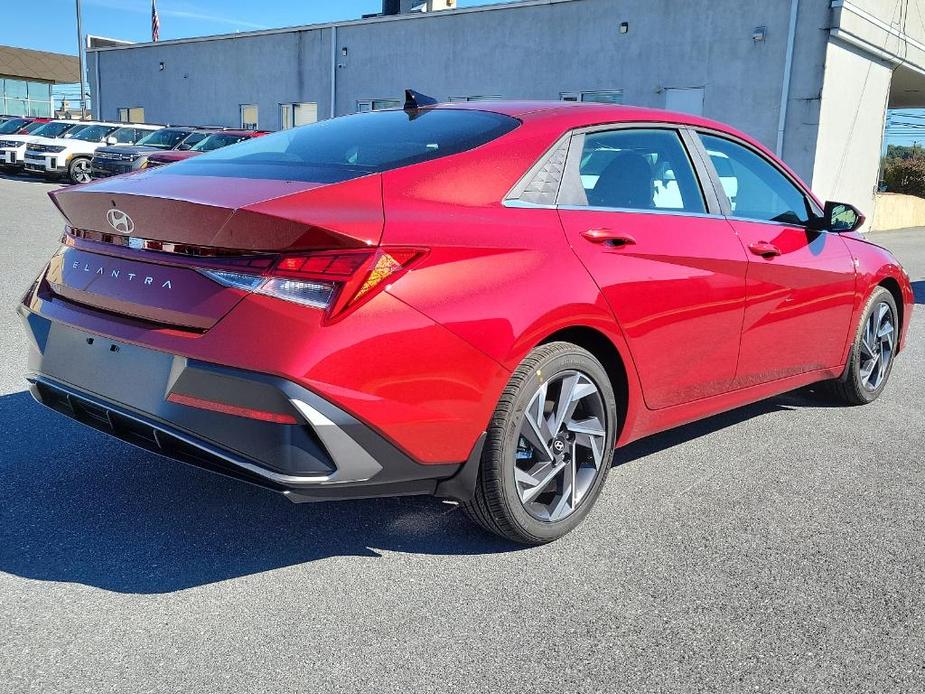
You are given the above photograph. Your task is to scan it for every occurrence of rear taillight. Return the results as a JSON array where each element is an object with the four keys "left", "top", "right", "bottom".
[{"left": 198, "top": 247, "right": 425, "bottom": 318}]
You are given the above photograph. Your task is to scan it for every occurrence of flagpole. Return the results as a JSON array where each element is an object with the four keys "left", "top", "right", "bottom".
[{"left": 75, "top": 0, "right": 87, "bottom": 118}]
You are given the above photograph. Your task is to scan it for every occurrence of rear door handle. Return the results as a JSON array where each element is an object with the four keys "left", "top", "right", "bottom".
[
  {"left": 581, "top": 228, "right": 637, "bottom": 247},
  {"left": 748, "top": 241, "right": 782, "bottom": 258}
]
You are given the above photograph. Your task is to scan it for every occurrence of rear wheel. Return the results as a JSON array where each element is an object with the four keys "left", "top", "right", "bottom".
[
  {"left": 67, "top": 157, "right": 92, "bottom": 184},
  {"left": 826, "top": 286, "right": 898, "bottom": 405},
  {"left": 463, "top": 342, "right": 617, "bottom": 544}
]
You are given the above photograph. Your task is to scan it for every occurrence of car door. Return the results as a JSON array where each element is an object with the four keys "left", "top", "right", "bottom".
[
  {"left": 557, "top": 126, "right": 749, "bottom": 409},
  {"left": 695, "top": 132, "right": 857, "bottom": 387}
]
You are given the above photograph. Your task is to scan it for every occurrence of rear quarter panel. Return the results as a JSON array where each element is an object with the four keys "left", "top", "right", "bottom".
[{"left": 379, "top": 125, "right": 646, "bottom": 446}]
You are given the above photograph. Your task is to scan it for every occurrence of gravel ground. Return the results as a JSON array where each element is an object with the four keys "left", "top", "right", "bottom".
[{"left": 0, "top": 175, "right": 922, "bottom": 693}]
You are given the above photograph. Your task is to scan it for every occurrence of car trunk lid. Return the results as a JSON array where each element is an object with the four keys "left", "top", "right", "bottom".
[{"left": 45, "top": 172, "right": 384, "bottom": 329}]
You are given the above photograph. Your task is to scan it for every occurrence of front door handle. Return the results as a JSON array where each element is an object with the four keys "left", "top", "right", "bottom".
[
  {"left": 581, "top": 228, "right": 637, "bottom": 247},
  {"left": 748, "top": 241, "right": 782, "bottom": 258}
]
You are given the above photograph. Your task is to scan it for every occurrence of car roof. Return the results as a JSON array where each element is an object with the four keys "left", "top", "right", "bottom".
[{"left": 418, "top": 100, "right": 772, "bottom": 162}]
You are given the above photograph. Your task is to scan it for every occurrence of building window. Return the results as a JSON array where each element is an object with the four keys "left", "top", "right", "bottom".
[
  {"left": 117, "top": 107, "right": 145, "bottom": 123},
  {"left": 1, "top": 78, "right": 52, "bottom": 117},
  {"left": 560, "top": 90, "right": 624, "bottom": 104},
  {"left": 449, "top": 95, "right": 501, "bottom": 102},
  {"left": 240, "top": 104, "right": 259, "bottom": 130},
  {"left": 355, "top": 98, "right": 402, "bottom": 113},
  {"left": 280, "top": 102, "right": 318, "bottom": 129},
  {"left": 664, "top": 87, "right": 704, "bottom": 116}
]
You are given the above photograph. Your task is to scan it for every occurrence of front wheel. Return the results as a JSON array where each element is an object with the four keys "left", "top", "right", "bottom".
[
  {"left": 67, "top": 157, "right": 93, "bottom": 184},
  {"left": 826, "top": 286, "right": 899, "bottom": 405},
  {"left": 462, "top": 342, "right": 617, "bottom": 545}
]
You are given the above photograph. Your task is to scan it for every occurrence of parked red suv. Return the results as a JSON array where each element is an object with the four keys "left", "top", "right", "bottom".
[
  {"left": 145, "top": 129, "right": 271, "bottom": 168},
  {"left": 19, "top": 100, "right": 913, "bottom": 544}
]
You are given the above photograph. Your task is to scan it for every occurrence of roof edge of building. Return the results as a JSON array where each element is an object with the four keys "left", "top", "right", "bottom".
[{"left": 87, "top": 0, "right": 585, "bottom": 53}]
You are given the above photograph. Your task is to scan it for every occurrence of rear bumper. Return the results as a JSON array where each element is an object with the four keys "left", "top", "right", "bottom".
[{"left": 20, "top": 309, "right": 479, "bottom": 502}]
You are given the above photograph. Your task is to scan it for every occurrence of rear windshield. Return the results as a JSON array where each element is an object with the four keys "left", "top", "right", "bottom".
[{"left": 163, "top": 109, "right": 520, "bottom": 182}]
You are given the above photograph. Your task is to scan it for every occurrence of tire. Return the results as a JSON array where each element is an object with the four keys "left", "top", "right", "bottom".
[
  {"left": 826, "top": 286, "right": 899, "bottom": 405},
  {"left": 462, "top": 342, "right": 617, "bottom": 544},
  {"left": 67, "top": 157, "right": 93, "bottom": 184}
]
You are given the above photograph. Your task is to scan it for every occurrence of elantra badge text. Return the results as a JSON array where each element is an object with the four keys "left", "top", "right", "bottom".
[{"left": 71, "top": 260, "right": 173, "bottom": 289}]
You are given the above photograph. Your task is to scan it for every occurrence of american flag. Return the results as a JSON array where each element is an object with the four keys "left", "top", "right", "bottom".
[{"left": 151, "top": 0, "right": 160, "bottom": 42}]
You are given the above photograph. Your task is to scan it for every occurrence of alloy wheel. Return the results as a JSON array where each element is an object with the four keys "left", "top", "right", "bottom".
[
  {"left": 72, "top": 159, "right": 92, "bottom": 184},
  {"left": 859, "top": 301, "right": 895, "bottom": 391},
  {"left": 514, "top": 370, "right": 607, "bottom": 522}
]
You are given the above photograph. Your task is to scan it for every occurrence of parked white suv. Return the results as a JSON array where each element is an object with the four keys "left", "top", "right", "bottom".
[
  {"left": 24, "top": 123, "right": 160, "bottom": 183},
  {"left": 0, "top": 120, "right": 89, "bottom": 170}
]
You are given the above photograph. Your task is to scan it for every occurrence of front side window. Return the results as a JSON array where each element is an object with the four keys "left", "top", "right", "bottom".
[
  {"left": 700, "top": 134, "right": 810, "bottom": 225},
  {"left": 576, "top": 128, "right": 705, "bottom": 213},
  {"left": 177, "top": 131, "right": 207, "bottom": 150},
  {"left": 111, "top": 126, "right": 140, "bottom": 144},
  {"left": 191, "top": 133, "right": 249, "bottom": 152},
  {"left": 136, "top": 128, "right": 189, "bottom": 149},
  {"left": 71, "top": 124, "right": 119, "bottom": 142},
  {"left": 165, "top": 109, "right": 520, "bottom": 183}
]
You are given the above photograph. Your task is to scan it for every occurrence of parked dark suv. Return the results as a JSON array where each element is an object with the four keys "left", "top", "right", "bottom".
[{"left": 90, "top": 127, "right": 214, "bottom": 178}]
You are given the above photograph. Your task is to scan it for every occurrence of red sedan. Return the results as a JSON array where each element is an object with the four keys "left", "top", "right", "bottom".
[
  {"left": 145, "top": 129, "right": 271, "bottom": 168},
  {"left": 19, "top": 99, "right": 912, "bottom": 544}
]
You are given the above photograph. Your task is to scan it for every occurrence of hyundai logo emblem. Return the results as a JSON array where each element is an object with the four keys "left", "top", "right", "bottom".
[{"left": 106, "top": 209, "right": 134, "bottom": 235}]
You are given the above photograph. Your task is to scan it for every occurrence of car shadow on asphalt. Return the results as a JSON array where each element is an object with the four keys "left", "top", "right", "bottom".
[
  {"left": 912, "top": 280, "right": 925, "bottom": 304},
  {"left": 0, "top": 172, "right": 61, "bottom": 186},
  {"left": 613, "top": 386, "right": 837, "bottom": 465},
  {"left": 0, "top": 386, "right": 835, "bottom": 594}
]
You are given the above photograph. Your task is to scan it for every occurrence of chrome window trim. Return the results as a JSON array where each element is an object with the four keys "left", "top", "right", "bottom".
[
  {"left": 502, "top": 198, "right": 726, "bottom": 220},
  {"left": 557, "top": 124, "right": 711, "bottom": 214},
  {"left": 558, "top": 204, "right": 725, "bottom": 220}
]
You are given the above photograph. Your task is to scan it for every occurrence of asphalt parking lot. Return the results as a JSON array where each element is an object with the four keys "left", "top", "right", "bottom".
[{"left": 0, "top": 174, "right": 923, "bottom": 693}]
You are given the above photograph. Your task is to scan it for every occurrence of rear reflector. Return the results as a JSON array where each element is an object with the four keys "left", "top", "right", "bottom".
[
  {"left": 197, "top": 247, "right": 425, "bottom": 317},
  {"left": 167, "top": 392, "right": 299, "bottom": 424}
]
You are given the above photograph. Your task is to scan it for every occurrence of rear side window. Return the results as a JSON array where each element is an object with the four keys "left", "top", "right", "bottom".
[
  {"left": 576, "top": 129, "right": 705, "bottom": 213},
  {"left": 163, "top": 109, "right": 520, "bottom": 182}
]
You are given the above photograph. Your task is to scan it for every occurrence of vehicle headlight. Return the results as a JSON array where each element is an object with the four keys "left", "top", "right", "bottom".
[{"left": 47, "top": 145, "right": 66, "bottom": 153}]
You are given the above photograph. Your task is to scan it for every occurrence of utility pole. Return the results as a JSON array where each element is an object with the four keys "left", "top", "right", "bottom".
[{"left": 75, "top": 0, "right": 87, "bottom": 118}]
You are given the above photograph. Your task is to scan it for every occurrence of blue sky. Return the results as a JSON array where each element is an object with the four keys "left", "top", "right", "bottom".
[{"left": 5, "top": 0, "right": 496, "bottom": 54}]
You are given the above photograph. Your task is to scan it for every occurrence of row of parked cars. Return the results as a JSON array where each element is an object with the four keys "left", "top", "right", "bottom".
[{"left": 0, "top": 114, "right": 270, "bottom": 184}]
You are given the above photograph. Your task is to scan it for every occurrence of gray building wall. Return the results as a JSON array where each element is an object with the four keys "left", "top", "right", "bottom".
[
  {"left": 88, "top": 0, "right": 925, "bottom": 224},
  {"left": 89, "top": 29, "right": 332, "bottom": 129},
  {"left": 88, "top": 0, "right": 828, "bottom": 180}
]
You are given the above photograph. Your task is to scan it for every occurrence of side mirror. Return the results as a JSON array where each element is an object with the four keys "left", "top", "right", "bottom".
[
  {"left": 823, "top": 201, "right": 865, "bottom": 233},
  {"left": 105, "top": 136, "right": 117, "bottom": 145}
]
